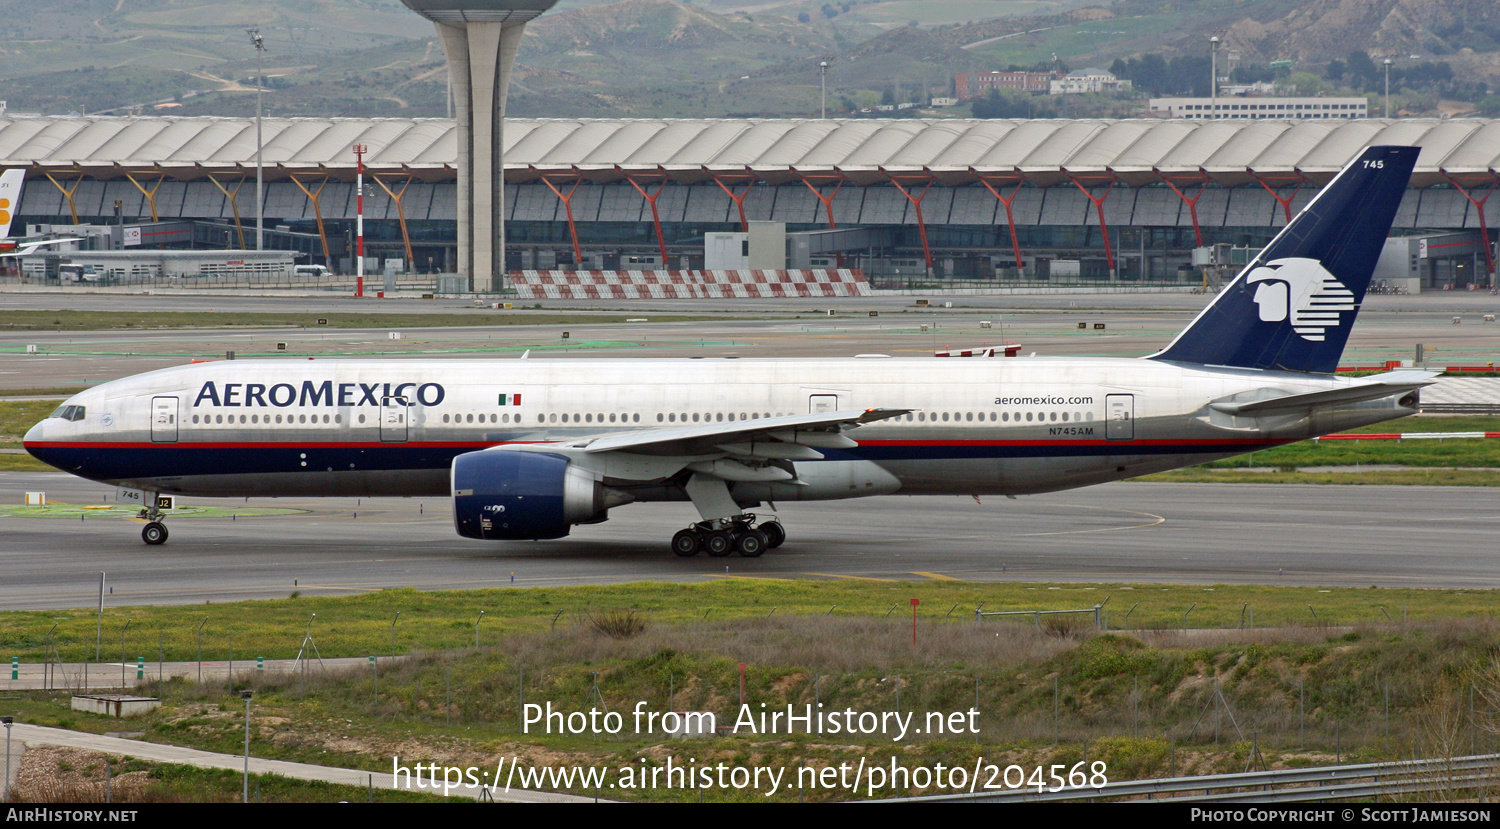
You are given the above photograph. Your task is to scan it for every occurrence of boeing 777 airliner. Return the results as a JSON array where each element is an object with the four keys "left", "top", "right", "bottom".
[{"left": 25, "top": 146, "right": 1433, "bottom": 556}]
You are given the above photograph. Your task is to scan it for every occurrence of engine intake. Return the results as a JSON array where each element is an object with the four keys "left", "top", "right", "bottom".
[{"left": 452, "top": 451, "right": 605, "bottom": 540}]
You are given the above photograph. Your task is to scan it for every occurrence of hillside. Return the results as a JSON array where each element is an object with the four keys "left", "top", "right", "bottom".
[{"left": 0, "top": 0, "right": 1494, "bottom": 119}]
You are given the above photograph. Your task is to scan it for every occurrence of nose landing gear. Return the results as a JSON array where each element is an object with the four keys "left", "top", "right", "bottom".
[{"left": 137, "top": 494, "right": 170, "bottom": 545}]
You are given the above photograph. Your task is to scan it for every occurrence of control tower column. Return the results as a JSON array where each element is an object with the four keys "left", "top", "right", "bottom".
[{"left": 401, "top": 1, "right": 557, "bottom": 293}]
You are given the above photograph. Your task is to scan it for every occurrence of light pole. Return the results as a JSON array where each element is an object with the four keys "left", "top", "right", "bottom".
[
  {"left": 240, "top": 690, "right": 253, "bottom": 803},
  {"left": 3, "top": 716, "right": 12, "bottom": 803},
  {"left": 819, "top": 61, "right": 828, "bottom": 119},
  {"left": 1209, "top": 35, "right": 1219, "bottom": 118},
  {"left": 248, "top": 29, "right": 266, "bottom": 251},
  {"left": 1384, "top": 58, "right": 1392, "bottom": 118}
]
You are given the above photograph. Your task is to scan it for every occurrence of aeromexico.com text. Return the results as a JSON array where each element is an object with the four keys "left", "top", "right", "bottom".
[{"left": 193, "top": 381, "right": 445, "bottom": 408}]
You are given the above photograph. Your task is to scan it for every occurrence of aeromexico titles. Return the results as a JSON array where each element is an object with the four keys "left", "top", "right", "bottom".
[{"left": 25, "top": 146, "right": 1434, "bottom": 557}]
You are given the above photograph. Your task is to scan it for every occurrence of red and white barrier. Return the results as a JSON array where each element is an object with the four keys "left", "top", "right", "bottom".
[
  {"left": 1318, "top": 432, "right": 1500, "bottom": 441},
  {"left": 509, "top": 269, "right": 871, "bottom": 300}
]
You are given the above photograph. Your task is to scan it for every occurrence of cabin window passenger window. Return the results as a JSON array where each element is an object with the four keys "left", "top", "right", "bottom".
[
  {"left": 1002, "top": 412, "right": 1009, "bottom": 422},
  {"left": 276, "top": 415, "right": 283, "bottom": 424},
  {"left": 443, "top": 414, "right": 450, "bottom": 423},
  {"left": 965, "top": 412, "right": 973, "bottom": 422},
  {"left": 1062, "top": 412, "right": 1068, "bottom": 422},
  {"left": 1026, "top": 413, "right": 1032, "bottom": 422},
  {"left": 632, "top": 414, "right": 639, "bottom": 422},
  {"left": 658, "top": 414, "right": 664, "bottom": 422},
  {"left": 334, "top": 415, "right": 341, "bottom": 424}
]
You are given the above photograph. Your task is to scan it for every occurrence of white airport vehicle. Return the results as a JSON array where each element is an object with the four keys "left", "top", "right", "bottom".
[{"left": 25, "top": 147, "right": 1433, "bottom": 555}]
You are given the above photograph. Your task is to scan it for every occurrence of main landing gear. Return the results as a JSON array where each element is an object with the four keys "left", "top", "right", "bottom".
[{"left": 672, "top": 514, "right": 785, "bottom": 558}]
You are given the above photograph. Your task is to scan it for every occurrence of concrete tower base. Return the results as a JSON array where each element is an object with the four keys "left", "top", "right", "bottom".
[{"left": 402, "top": 1, "right": 557, "bottom": 293}]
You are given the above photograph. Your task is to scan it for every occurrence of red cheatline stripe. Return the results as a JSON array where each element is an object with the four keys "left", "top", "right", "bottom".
[{"left": 31, "top": 437, "right": 1293, "bottom": 451}]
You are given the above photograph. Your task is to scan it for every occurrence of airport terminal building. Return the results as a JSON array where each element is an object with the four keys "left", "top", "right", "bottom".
[{"left": 1, "top": 115, "right": 1497, "bottom": 291}]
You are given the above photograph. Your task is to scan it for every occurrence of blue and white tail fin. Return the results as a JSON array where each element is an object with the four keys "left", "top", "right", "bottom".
[
  {"left": 1150, "top": 145, "right": 1419, "bottom": 374},
  {"left": 0, "top": 169, "right": 23, "bottom": 239}
]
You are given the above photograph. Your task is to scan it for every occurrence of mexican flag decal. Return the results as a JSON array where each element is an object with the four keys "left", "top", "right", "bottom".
[{"left": 498, "top": 393, "right": 523, "bottom": 406}]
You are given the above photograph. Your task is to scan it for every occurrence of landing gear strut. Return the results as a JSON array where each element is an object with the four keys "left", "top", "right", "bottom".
[
  {"left": 138, "top": 494, "right": 169, "bottom": 545},
  {"left": 670, "top": 513, "right": 783, "bottom": 558}
]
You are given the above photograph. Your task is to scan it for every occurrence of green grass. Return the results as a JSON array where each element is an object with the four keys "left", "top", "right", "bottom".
[
  {"left": 970, "top": 12, "right": 1193, "bottom": 65},
  {"left": 0, "top": 399, "right": 57, "bottom": 447},
  {"left": 9, "top": 754, "right": 450, "bottom": 803},
  {"left": 8, "top": 608, "right": 1500, "bottom": 801},
  {"left": 1199, "top": 417, "right": 1500, "bottom": 470},
  {"left": 1139, "top": 468, "right": 1500, "bottom": 486},
  {"left": 0, "top": 387, "right": 89, "bottom": 397},
  {"left": 3, "top": 580, "right": 1499, "bottom": 664}
]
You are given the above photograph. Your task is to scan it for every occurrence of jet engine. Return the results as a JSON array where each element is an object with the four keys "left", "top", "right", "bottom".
[{"left": 451, "top": 450, "right": 608, "bottom": 540}]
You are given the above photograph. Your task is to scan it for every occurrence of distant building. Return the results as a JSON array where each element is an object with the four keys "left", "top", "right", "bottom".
[
  {"left": 1050, "top": 69, "right": 1131, "bottom": 95},
  {"left": 954, "top": 71, "right": 1057, "bottom": 100},
  {"left": 929, "top": 97, "right": 958, "bottom": 108},
  {"left": 1148, "top": 97, "right": 1369, "bottom": 119}
]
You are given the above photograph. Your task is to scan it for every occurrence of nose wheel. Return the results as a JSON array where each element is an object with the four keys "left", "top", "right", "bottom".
[
  {"left": 142, "top": 521, "right": 169, "bottom": 545},
  {"left": 669, "top": 515, "right": 783, "bottom": 557}
]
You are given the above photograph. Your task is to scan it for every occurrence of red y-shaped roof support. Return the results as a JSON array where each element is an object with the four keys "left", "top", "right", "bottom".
[
  {"left": 1250, "top": 171, "right": 1306, "bottom": 224},
  {"left": 793, "top": 171, "right": 847, "bottom": 229},
  {"left": 537, "top": 171, "right": 585, "bottom": 268},
  {"left": 975, "top": 173, "right": 1026, "bottom": 269},
  {"left": 709, "top": 171, "right": 758, "bottom": 232},
  {"left": 793, "top": 171, "right": 849, "bottom": 267},
  {"left": 622, "top": 169, "right": 671, "bottom": 264},
  {"left": 1158, "top": 170, "right": 1211, "bottom": 249},
  {"left": 885, "top": 172, "right": 936, "bottom": 271},
  {"left": 1066, "top": 171, "right": 1118, "bottom": 272},
  {"left": 1443, "top": 172, "right": 1500, "bottom": 284}
]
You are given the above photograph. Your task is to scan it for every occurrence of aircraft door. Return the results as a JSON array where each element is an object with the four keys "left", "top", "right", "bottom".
[
  {"left": 380, "top": 397, "right": 408, "bottom": 443},
  {"left": 1106, "top": 394, "right": 1134, "bottom": 441},
  {"left": 808, "top": 394, "right": 839, "bottom": 413},
  {"left": 150, "top": 396, "right": 178, "bottom": 443}
]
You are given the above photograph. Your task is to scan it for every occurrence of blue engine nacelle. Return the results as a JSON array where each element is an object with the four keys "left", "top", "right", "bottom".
[{"left": 451, "top": 450, "right": 605, "bottom": 540}]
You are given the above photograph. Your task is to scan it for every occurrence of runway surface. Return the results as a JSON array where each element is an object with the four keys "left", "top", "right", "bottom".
[
  {"left": 4, "top": 292, "right": 1499, "bottom": 390},
  {"left": 3, "top": 470, "right": 1498, "bottom": 610}
]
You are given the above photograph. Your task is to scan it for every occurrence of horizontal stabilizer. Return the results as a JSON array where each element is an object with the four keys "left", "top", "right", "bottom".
[{"left": 1209, "top": 371, "right": 1437, "bottom": 415}]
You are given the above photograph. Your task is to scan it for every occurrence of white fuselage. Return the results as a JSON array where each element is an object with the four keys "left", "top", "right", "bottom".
[{"left": 24, "top": 356, "right": 1417, "bottom": 502}]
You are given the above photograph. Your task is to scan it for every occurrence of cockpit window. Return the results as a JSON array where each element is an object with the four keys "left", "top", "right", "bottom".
[{"left": 50, "top": 405, "right": 86, "bottom": 422}]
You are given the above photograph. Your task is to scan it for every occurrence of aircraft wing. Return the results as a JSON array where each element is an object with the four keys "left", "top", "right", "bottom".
[
  {"left": 572, "top": 408, "right": 910, "bottom": 456},
  {"left": 1209, "top": 370, "right": 1438, "bottom": 416}
]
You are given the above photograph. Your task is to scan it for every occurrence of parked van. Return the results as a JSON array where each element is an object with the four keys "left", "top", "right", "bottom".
[{"left": 294, "top": 264, "right": 330, "bottom": 277}]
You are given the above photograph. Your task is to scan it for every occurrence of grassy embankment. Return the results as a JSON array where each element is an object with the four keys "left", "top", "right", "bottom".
[{"left": 4, "top": 581, "right": 1500, "bottom": 801}]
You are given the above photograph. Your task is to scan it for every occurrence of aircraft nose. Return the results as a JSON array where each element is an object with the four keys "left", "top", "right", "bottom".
[{"left": 23, "top": 418, "right": 46, "bottom": 455}]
